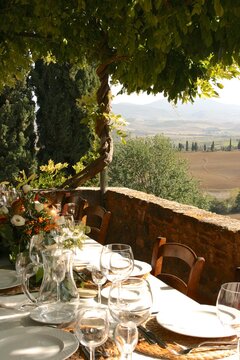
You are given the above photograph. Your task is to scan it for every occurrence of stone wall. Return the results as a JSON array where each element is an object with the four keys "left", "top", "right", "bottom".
[{"left": 80, "top": 187, "right": 240, "bottom": 304}]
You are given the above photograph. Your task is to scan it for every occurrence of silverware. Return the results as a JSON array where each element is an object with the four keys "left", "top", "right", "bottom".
[
  {"left": 138, "top": 325, "right": 237, "bottom": 356},
  {"left": 174, "top": 340, "right": 237, "bottom": 355},
  {"left": 138, "top": 325, "right": 168, "bottom": 349},
  {"left": 80, "top": 344, "right": 109, "bottom": 359},
  {"left": 80, "top": 344, "right": 90, "bottom": 360}
]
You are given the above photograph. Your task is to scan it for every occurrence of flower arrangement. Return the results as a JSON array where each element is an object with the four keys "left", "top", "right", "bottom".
[
  {"left": 0, "top": 184, "right": 60, "bottom": 261},
  {"left": 0, "top": 184, "right": 89, "bottom": 261}
]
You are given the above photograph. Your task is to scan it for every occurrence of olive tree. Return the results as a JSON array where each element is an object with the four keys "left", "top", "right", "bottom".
[
  {"left": 1, "top": 1, "right": 240, "bottom": 186},
  {"left": 109, "top": 135, "right": 210, "bottom": 209}
]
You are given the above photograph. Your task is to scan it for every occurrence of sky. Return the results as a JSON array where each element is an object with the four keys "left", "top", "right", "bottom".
[{"left": 112, "top": 78, "right": 240, "bottom": 105}]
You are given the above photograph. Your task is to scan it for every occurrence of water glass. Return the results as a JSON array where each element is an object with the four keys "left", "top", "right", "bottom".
[
  {"left": 100, "top": 243, "right": 134, "bottom": 283},
  {"left": 91, "top": 266, "right": 107, "bottom": 304},
  {"left": 52, "top": 256, "right": 66, "bottom": 302},
  {"left": 108, "top": 277, "right": 153, "bottom": 325},
  {"left": 15, "top": 252, "right": 31, "bottom": 277},
  {"left": 75, "top": 306, "right": 109, "bottom": 360},
  {"left": 65, "top": 202, "right": 76, "bottom": 217},
  {"left": 216, "top": 282, "right": 240, "bottom": 358},
  {"left": 115, "top": 321, "right": 138, "bottom": 360}
]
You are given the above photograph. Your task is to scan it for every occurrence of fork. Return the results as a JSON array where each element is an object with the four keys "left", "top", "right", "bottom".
[
  {"left": 138, "top": 326, "right": 237, "bottom": 356},
  {"left": 174, "top": 340, "right": 237, "bottom": 355}
]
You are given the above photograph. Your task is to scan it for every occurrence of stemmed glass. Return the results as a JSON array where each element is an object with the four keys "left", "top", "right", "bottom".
[
  {"left": 52, "top": 254, "right": 66, "bottom": 303},
  {"left": 15, "top": 252, "right": 36, "bottom": 310},
  {"left": 65, "top": 203, "right": 76, "bottom": 217},
  {"left": 29, "top": 234, "right": 46, "bottom": 265},
  {"left": 63, "top": 214, "right": 75, "bottom": 229},
  {"left": 115, "top": 321, "right": 138, "bottom": 360},
  {"left": 108, "top": 277, "right": 153, "bottom": 326},
  {"left": 216, "top": 282, "right": 240, "bottom": 358},
  {"left": 75, "top": 306, "right": 109, "bottom": 360},
  {"left": 91, "top": 266, "right": 107, "bottom": 304},
  {"left": 100, "top": 244, "right": 134, "bottom": 284},
  {"left": 15, "top": 252, "right": 31, "bottom": 277}
]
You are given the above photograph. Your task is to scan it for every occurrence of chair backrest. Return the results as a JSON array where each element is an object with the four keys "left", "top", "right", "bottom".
[
  {"left": 81, "top": 205, "right": 111, "bottom": 245},
  {"left": 61, "top": 192, "right": 87, "bottom": 220},
  {"left": 151, "top": 237, "right": 205, "bottom": 300}
]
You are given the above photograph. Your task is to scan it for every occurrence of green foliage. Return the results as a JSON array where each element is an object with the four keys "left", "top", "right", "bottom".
[
  {"left": 26, "top": 160, "right": 69, "bottom": 189},
  {"left": 108, "top": 135, "right": 210, "bottom": 209},
  {"left": 1, "top": 1, "right": 240, "bottom": 103},
  {"left": 0, "top": 81, "right": 37, "bottom": 183},
  {"left": 30, "top": 60, "right": 99, "bottom": 171},
  {"left": 209, "top": 196, "right": 236, "bottom": 215},
  {"left": 234, "top": 192, "right": 240, "bottom": 212}
]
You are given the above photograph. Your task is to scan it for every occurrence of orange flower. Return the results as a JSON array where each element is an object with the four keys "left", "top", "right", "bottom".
[{"left": 44, "top": 223, "right": 58, "bottom": 232}]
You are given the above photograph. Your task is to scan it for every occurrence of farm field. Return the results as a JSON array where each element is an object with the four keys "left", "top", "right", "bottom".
[
  {"left": 179, "top": 150, "right": 240, "bottom": 198},
  {"left": 179, "top": 150, "right": 240, "bottom": 220}
]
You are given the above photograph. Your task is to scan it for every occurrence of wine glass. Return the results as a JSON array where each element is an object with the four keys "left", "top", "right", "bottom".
[
  {"left": 115, "top": 321, "right": 138, "bottom": 360},
  {"left": 91, "top": 266, "right": 107, "bottom": 304},
  {"left": 52, "top": 255, "right": 66, "bottom": 303},
  {"left": 15, "top": 252, "right": 31, "bottom": 277},
  {"left": 75, "top": 306, "right": 109, "bottom": 360},
  {"left": 62, "top": 214, "right": 75, "bottom": 230},
  {"left": 15, "top": 252, "right": 36, "bottom": 310},
  {"left": 65, "top": 202, "right": 76, "bottom": 217},
  {"left": 108, "top": 277, "right": 153, "bottom": 326},
  {"left": 29, "top": 234, "right": 46, "bottom": 265},
  {"left": 216, "top": 282, "right": 240, "bottom": 357},
  {"left": 100, "top": 244, "right": 134, "bottom": 283}
]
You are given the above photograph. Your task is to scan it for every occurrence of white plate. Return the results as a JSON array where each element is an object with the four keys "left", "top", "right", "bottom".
[
  {"left": 156, "top": 305, "right": 236, "bottom": 338},
  {"left": 101, "top": 286, "right": 140, "bottom": 301},
  {"left": 0, "top": 326, "right": 78, "bottom": 359},
  {"left": 79, "top": 288, "right": 98, "bottom": 298},
  {"left": 0, "top": 307, "right": 29, "bottom": 321},
  {"left": 0, "top": 269, "right": 21, "bottom": 290},
  {"left": 131, "top": 260, "right": 152, "bottom": 277},
  {"left": 30, "top": 304, "right": 77, "bottom": 325},
  {"left": 101, "top": 287, "right": 111, "bottom": 299}
]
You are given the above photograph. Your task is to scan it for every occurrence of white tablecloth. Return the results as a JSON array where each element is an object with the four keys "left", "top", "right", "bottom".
[{"left": 0, "top": 241, "right": 236, "bottom": 359}]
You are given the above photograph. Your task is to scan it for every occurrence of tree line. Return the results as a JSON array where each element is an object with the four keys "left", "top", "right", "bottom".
[{"left": 178, "top": 139, "right": 240, "bottom": 152}]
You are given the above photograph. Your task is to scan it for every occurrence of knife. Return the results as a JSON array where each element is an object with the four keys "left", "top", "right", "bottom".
[
  {"left": 80, "top": 344, "right": 90, "bottom": 360},
  {"left": 138, "top": 325, "right": 156, "bottom": 345},
  {"left": 138, "top": 325, "right": 167, "bottom": 349}
]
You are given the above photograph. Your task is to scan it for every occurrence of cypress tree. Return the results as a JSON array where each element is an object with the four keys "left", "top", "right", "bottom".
[
  {"left": 0, "top": 81, "right": 37, "bottom": 183},
  {"left": 30, "top": 61, "right": 99, "bottom": 173}
]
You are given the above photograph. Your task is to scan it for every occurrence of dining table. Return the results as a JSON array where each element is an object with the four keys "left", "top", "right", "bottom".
[{"left": 0, "top": 240, "right": 237, "bottom": 360}]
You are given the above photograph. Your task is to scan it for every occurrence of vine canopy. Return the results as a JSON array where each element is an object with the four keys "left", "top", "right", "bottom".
[
  {"left": 1, "top": 0, "right": 240, "bottom": 186},
  {"left": 1, "top": 0, "right": 240, "bottom": 101}
]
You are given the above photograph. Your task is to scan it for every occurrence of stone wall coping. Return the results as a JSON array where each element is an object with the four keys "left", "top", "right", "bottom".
[{"left": 103, "top": 187, "right": 240, "bottom": 232}]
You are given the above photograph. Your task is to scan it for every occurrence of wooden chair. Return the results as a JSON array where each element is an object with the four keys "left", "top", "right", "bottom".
[
  {"left": 81, "top": 205, "right": 111, "bottom": 245},
  {"left": 61, "top": 191, "right": 87, "bottom": 220},
  {"left": 151, "top": 237, "right": 205, "bottom": 300}
]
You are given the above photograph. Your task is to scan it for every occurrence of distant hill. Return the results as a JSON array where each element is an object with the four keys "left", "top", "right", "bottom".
[{"left": 112, "top": 98, "right": 240, "bottom": 139}]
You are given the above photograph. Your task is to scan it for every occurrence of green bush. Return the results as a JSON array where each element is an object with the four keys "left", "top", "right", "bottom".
[{"left": 109, "top": 135, "right": 210, "bottom": 210}]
